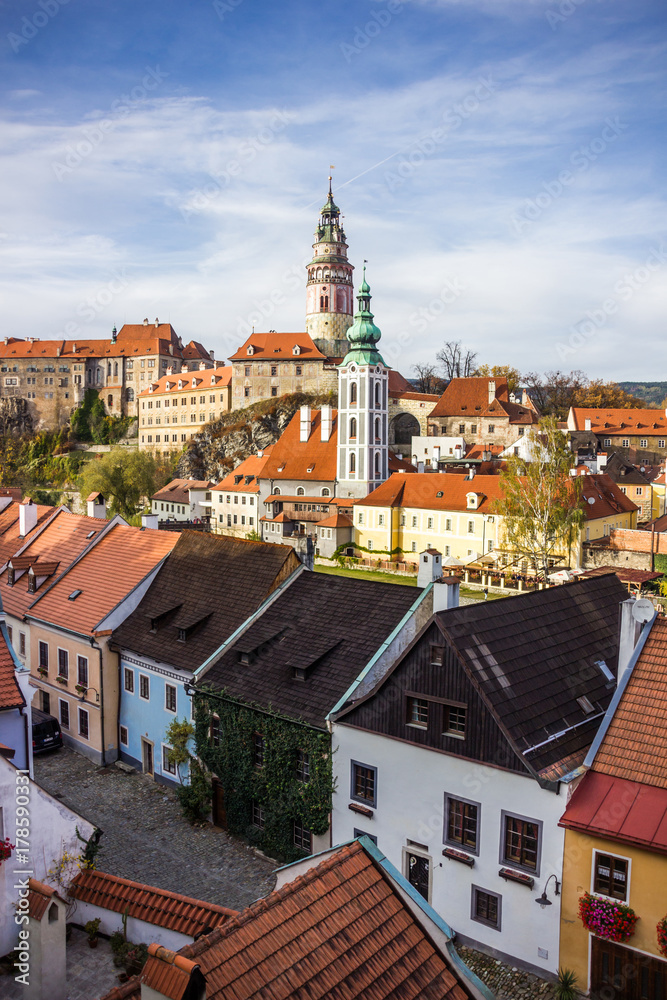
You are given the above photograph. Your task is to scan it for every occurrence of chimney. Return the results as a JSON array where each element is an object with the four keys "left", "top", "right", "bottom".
[
  {"left": 166, "top": 366, "right": 173, "bottom": 375},
  {"left": 86, "top": 493, "right": 107, "bottom": 519},
  {"left": 141, "top": 513, "right": 159, "bottom": 530},
  {"left": 432, "top": 575, "right": 460, "bottom": 613},
  {"left": 488, "top": 379, "right": 496, "bottom": 404},
  {"left": 585, "top": 417, "right": 592, "bottom": 431},
  {"left": 300, "top": 405, "right": 312, "bottom": 442},
  {"left": 143, "top": 318, "right": 149, "bottom": 325},
  {"left": 19, "top": 498, "right": 37, "bottom": 537},
  {"left": 417, "top": 461, "right": 425, "bottom": 474},
  {"left": 321, "top": 404, "right": 332, "bottom": 442},
  {"left": 210, "top": 350, "right": 215, "bottom": 362},
  {"left": 155, "top": 318, "right": 159, "bottom": 327},
  {"left": 417, "top": 549, "right": 442, "bottom": 588},
  {"left": 140, "top": 944, "right": 206, "bottom": 1000},
  {"left": 169, "top": 344, "right": 174, "bottom": 356},
  {"left": 454, "top": 445, "right": 462, "bottom": 460},
  {"left": 181, "top": 363, "right": 188, "bottom": 373},
  {"left": 72, "top": 343, "right": 77, "bottom": 354},
  {"left": 199, "top": 361, "right": 206, "bottom": 370},
  {"left": 468, "top": 467, "right": 476, "bottom": 480}
]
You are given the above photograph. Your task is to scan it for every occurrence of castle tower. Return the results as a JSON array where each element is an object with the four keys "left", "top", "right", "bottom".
[
  {"left": 305, "top": 178, "right": 354, "bottom": 358},
  {"left": 337, "top": 267, "right": 388, "bottom": 498}
]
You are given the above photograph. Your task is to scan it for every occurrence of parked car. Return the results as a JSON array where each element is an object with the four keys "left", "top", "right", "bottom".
[{"left": 32, "top": 708, "right": 63, "bottom": 754}]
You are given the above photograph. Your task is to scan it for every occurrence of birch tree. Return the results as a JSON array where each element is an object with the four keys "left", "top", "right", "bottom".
[{"left": 495, "top": 418, "right": 585, "bottom": 578}]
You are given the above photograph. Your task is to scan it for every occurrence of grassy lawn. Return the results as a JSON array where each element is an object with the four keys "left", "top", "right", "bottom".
[{"left": 314, "top": 564, "right": 506, "bottom": 599}]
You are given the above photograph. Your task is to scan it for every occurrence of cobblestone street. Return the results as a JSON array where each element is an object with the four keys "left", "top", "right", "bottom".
[{"left": 34, "top": 747, "right": 276, "bottom": 912}]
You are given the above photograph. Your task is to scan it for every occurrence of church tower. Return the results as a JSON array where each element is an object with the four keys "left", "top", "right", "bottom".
[
  {"left": 305, "top": 179, "right": 354, "bottom": 358},
  {"left": 337, "top": 267, "right": 388, "bottom": 498}
]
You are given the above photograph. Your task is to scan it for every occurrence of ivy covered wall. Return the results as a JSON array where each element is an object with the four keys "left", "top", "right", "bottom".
[{"left": 193, "top": 688, "right": 334, "bottom": 863}]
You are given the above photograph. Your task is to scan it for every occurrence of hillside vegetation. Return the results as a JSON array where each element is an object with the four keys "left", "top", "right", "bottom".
[{"left": 617, "top": 382, "right": 667, "bottom": 408}]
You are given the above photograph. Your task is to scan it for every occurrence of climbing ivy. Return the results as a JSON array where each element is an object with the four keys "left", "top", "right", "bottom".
[{"left": 193, "top": 687, "right": 335, "bottom": 863}]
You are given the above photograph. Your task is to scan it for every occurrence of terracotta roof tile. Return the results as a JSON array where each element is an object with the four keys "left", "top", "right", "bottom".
[
  {"left": 151, "top": 479, "right": 214, "bottom": 505},
  {"left": 139, "top": 365, "right": 231, "bottom": 396},
  {"left": 0, "top": 621, "right": 23, "bottom": 711},
  {"left": 105, "top": 841, "right": 484, "bottom": 1000},
  {"left": 571, "top": 407, "right": 667, "bottom": 436},
  {"left": 0, "top": 503, "right": 54, "bottom": 568},
  {"left": 316, "top": 512, "right": 353, "bottom": 528},
  {"left": 592, "top": 615, "right": 667, "bottom": 787},
  {"left": 429, "top": 376, "right": 510, "bottom": 417},
  {"left": 229, "top": 332, "right": 327, "bottom": 362},
  {"left": 27, "top": 879, "right": 60, "bottom": 920},
  {"left": 26, "top": 524, "right": 177, "bottom": 636},
  {"left": 71, "top": 870, "right": 236, "bottom": 935},
  {"left": 211, "top": 450, "right": 273, "bottom": 493},
  {"left": 261, "top": 410, "right": 338, "bottom": 483}
]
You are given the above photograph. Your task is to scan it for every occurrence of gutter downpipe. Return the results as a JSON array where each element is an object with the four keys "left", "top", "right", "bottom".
[{"left": 91, "top": 638, "right": 105, "bottom": 766}]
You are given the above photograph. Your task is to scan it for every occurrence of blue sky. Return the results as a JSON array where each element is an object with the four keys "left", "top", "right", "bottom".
[{"left": 1, "top": 0, "right": 665, "bottom": 380}]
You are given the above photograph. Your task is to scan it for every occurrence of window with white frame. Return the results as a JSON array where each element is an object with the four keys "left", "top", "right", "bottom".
[
  {"left": 593, "top": 851, "right": 629, "bottom": 901},
  {"left": 165, "top": 684, "right": 177, "bottom": 713},
  {"left": 57, "top": 648, "right": 69, "bottom": 679},
  {"left": 139, "top": 675, "right": 149, "bottom": 700},
  {"left": 162, "top": 745, "right": 176, "bottom": 775},
  {"left": 78, "top": 707, "right": 89, "bottom": 740},
  {"left": 59, "top": 699, "right": 70, "bottom": 730},
  {"left": 120, "top": 726, "right": 129, "bottom": 746},
  {"left": 77, "top": 656, "right": 88, "bottom": 688},
  {"left": 124, "top": 668, "right": 134, "bottom": 693}
]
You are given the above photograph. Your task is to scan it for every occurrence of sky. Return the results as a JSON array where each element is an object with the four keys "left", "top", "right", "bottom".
[{"left": 0, "top": 0, "right": 666, "bottom": 382}]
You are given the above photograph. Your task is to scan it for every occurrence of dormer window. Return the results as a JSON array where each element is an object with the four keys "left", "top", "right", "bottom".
[
  {"left": 292, "top": 345, "right": 301, "bottom": 356},
  {"left": 27, "top": 574, "right": 36, "bottom": 594},
  {"left": 292, "top": 666, "right": 307, "bottom": 681},
  {"left": 234, "top": 476, "right": 242, "bottom": 484},
  {"left": 177, "top": 628, "right": 187, "bottom": 642},
  {"left": 7, "top": 568, "right": 14, "bottom": 587},
  {"left": 466, "top": 493, "right": 478, "bottom": 509},
  {"left": 247, "top": 345, "right": 254, "bottom": 356}
]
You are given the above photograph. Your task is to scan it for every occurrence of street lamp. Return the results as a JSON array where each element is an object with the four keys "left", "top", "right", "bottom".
[{"left": 535, "top": 874, "right": 561, "bottom": 907}]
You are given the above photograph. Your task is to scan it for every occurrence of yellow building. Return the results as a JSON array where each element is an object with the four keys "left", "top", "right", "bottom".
[
  {"left": 558, "top": 615, "right": 667, "bottom": 997},
  {"left": 138, "top": 364, "right": 232, "bottom": 455},
  {"left": 353, "top": 472, "right": 637, "bottom": 570}
]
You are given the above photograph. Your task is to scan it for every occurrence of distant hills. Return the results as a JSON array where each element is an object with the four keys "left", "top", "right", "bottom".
[{"left": 618, "top": 382, "right": 667, "bottom": 408}]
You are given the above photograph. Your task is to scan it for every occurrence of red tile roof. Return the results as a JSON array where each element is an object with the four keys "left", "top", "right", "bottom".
[
  {"left": 317, "top": 512, "right": 353, "bottom": 528},
  {"left": 0, "top": 503, "right": 54, "bottom": 575},
  {"left": 181, "top": 340, "right": 213, "bottom": 361},
  {"left": 70, "top": 870, "right": 236, "bottom": 936},
  {"left": 141, "top": 945, "right": 202, "bottom": 1000},
  {"left": 107, "top": 839, "right": 486, "bottom": 1000},
  {"left": 429, "top": 376, "right": 510, "bottom": 417},
  {"left": 559, "top": 770, "right": 667, "bottom": 854},
  {"left": 211, "top": 450, "right": 273, "bottom": 493},
  {"left": 140, "top": 365, "right": 231, "bottom": 396},
  {"left": 570, "top": 407, "right": 667, "bottom": 436},
  {"left": 0, "top": 509, "right": 109, "bottom": 622},
  {"left": 151, "top": 479, "right": 214, "bottom": 505},
  {"left": 0, "top": 621, "right": 23, "bottom": 711},
  {"left": 592, "top": 615, "right": 667, "bottom": 788},
  {"left": 26, "top": 523, "right": 177, "bottom": 636},
  {"left": 229, "top": 332, "right": 326, "bottom": 362},
  {"left": 27, "top": 879, "right": 61, "bottom": 920},
  {"left": 261, "top": 409, "right": 338, "bottom": 483},
  {"left": 579, "top": 473, "right": 639, "bottom": 519}
]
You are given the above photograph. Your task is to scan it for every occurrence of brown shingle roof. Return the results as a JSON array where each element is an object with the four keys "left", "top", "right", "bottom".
[
  {"left": 26, "top": 524, "right": 177, "bottom": 636},
  {"left": 110, "top": 840, "right": 486, "bottom": 1000},
  {"left": 70, "top": 870, "right": 236, "bottom": 935},
  {"left": 592, "top": 615, "right": 667, "bottom": 788},
  {"left": 111, "top": 533, "right": 301, "bottom": 672}
]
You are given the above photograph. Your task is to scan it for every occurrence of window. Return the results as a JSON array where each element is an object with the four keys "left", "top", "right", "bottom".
[
  {"left": 459, "top": 423, "right": 465, "bottom": 434},
  {"left": 472, "top": 886, "right": 501, "bottom": 930},
  {"left": 120, "top": 726, "right": 128, "bottom": 746},
  {"left": 412, "top": 515, "right": 418, "bottom": 527},
  {"left": 445, "top": 796, "right": 480, "bottom": 854},
  {"left": 353, "top": 829, "right": 378, "bottom": 845},
  {"left": 430, "top": 645, "right": 445, "bottom": 666},
  {"left": 293, "top": 819, "right": 312, "bottom": 852},
  {"left": 59, "top": 699, "right": 69, "bottom": 729},
  {"left": 468, "top": 520, "right": 475, "bottom": 534},
  {"left": 296, "top": 487, "right": 305, "bottom": 496},
  {"left": 139, "top": 675, "right": 149, "bottom": 700},
  {"left": 253, "top": 732, "right": 265, "bottom": 768},
  {"left": 411, "top": 541, "right": 417, "bottom": 552},
  {"left": 593, "top": 852, "right": 628, "bottom": 901},
  {"left": 502, "top": 813, "right": 541, "bottom": 874},
  {"left": 252, "top": 801, "right": 265, "bottom": 829},
  {"left": 38, "top": 641, "right": 48, "bottom": 670},
  {"left": 358, "top": 511, "right": 364, "bottom": 525},
  {"left": 295, "top": 365, "right": 302, "bottom": 376},
  {"left": 6, "top": 625, "right": 11, "bottom": 643},
  {"left": 445, "top": 518, "right": 452, "bottom": 531},
  {"left": 78, "top": 707, "right": 89, "bottom": 740},
  {"left": 124, "top": 669, "right": 134, "bottom": 693},
  {"left": 604, "top": 438, "right": 611, "bottom": 447},
  {"left": 351, "top": 761, "right": 377, "bottom": 807},
  {"left": 622, "top": 438, "right": 629, "bottom": 448},
  {"left": 378, "top": 514, "right": 385, "bottom": 526},
  {"left": 165, "top": 684, "right": 177, "bottom": 713},
  {"left": 296, "top": 750, "right": 310, "bottom": 783},
  {"left": 444, "top": 703, "right": 467, "bottom": 737},
  {"left": 19, "top": 632, "right": 25, "bottom": 656},
  {"left": 488, "top": 540, "right": 494, "bottom": 552},
  {"left": 77, "top": 656, "right": 88, "bottom": 688},
  {"left": 660, "top": 439, "right": 665, "bottom": 449},
  {"left": 367, "top": 539, "right": 373, "bottom": 551},
  {"left": 349, "top": 452, "right": 356, "bottom": 474},
  {"left": 162, "top": 745, "right": 176, "bottom": 775},
  {"left": 407, "top": 696, "right": 429, "bottom": 728},
  {"left": 640, "top": 439, "right": 647, "bottom": 449},
  {"left": 349, "top": 382, "right": 357, "bottom": 404},
  {"left": 271, "top": 386, "right": 277, "bottom": 396},
  {"left": 635, "top": 487, "right": 643, "bottom": 496},
  {"left": 349, "top": 416, "right": 357, "bottom": 439},
  {"left": 210, "top": 716, "right": 220, "bottom": 747},
  {"left": 427, "top": 517, "right": 433, "bottom": 529},
  {"left": 57, "top": 648, "right": 69, "bottom": 679}
]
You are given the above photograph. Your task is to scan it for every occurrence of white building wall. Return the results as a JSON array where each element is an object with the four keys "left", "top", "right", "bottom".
[
  {"left": 331, "top": 724, "right": 569, "bottom": 978},
  {"left": 70, "top": 899, "right": 193, "bottom": 952}
]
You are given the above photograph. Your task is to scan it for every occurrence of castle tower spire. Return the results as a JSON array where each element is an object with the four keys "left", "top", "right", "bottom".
[
  {"left": 305, "top": 180, "right": 354, "bottom": 359},
  {"left": 337, "top": 267, "right": 389, "bottom": 498}
]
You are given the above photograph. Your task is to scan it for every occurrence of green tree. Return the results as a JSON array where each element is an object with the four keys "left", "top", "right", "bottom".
[
  {"left": 78, "top": 448, "right": 175, "bottom": 520},
  {"left": 494, "top": 417, "right": 585, "bottom": 579},
  {"left": 474, "top": 364, "right": 522, "bottom": 396}
]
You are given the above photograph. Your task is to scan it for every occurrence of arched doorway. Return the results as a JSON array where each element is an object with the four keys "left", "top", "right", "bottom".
[{"left": 389, "top": 412, "right": 420, "bottom": 447}]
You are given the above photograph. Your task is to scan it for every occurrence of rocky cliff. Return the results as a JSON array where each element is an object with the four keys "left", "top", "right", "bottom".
[
  {"left": 0, "top": 397, "right": 33, "bottom": 436},
  {"left": 176, "top": 392, "right": 336, "bottom": 482}
]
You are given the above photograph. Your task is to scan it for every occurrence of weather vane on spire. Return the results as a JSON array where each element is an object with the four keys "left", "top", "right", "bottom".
[{"left": 328, "top": 166, "right": 335, "bottom": 195}]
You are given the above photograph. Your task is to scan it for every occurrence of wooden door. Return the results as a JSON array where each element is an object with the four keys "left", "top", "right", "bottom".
[
  {"left": 141, "top": 739, "right": 153, "bottom": 776},
  {"left": 591, "top": 938, "right": 667, "bottom": 999},
  {"left": 406, "top": 852, "right": 430, "bottom": 901},
  {"left": 211, "top": 777, "right": 227, "bottom": 830}
]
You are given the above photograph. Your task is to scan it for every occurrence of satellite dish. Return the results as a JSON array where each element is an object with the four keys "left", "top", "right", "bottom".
[
  {"left": 587, "top": 497, "right": 596, "bottom": 505},
  {"left": 632, "top": 598, "right": 654, "bottom": 623}
]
